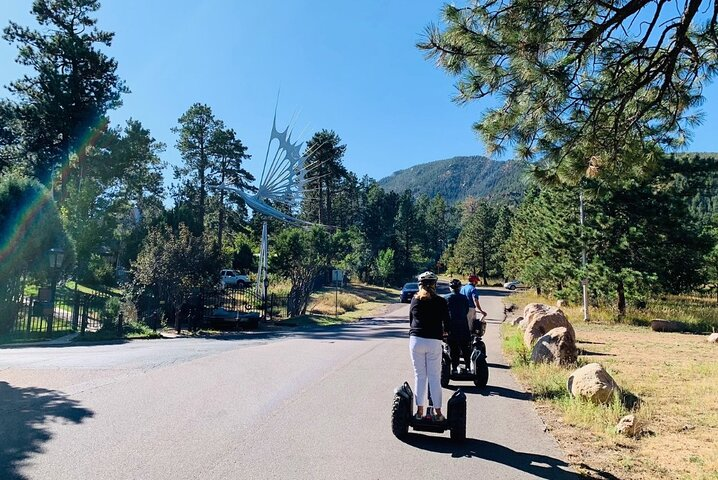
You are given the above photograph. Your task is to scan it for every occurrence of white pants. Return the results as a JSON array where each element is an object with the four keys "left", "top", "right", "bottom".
[{"left": 409, "top": 335, "right": 443, "bottom": 409}]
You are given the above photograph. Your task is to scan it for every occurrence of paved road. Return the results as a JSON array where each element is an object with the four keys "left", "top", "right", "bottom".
[{"left": 0, "top": 288, "right": 577, "bottom": 480}]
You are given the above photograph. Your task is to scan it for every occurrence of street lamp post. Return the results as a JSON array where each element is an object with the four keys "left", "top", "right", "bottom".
[{"left": 48, "top": 247, "right": 65, "bottom": 334}]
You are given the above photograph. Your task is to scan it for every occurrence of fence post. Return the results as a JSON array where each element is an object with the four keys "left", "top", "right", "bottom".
[
  {"left": 71, "top": 289, "right": 80, "bottom": 331},
  {"left": 25, "top": 296, "right": 34, "bottom": 334},
  {"left": 80, "top": 301, "right": 88, "bottom": 336},
  {"left": 117, "top": 311, "right": 124, "bottom": 337}
]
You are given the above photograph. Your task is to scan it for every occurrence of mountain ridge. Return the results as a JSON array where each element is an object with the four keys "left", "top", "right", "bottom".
[{"left": 378, "top": 155, "right": 528, "bottom": 204}]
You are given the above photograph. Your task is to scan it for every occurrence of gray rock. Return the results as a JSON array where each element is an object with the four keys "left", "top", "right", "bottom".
[
  {"left": 556, "top": 299, "right": 567, "bottom": 308},
  {"left": 530, "top": 327, "right": 577, "bottom": 365},
  {"left": 616, "top": 414, "right": 638, "bottom": 437},
  {"left": 708, "top": 333, "right": 718, "bottom": 343},
  {"left": 509, "top": 316, "right": 524, "bottom": 326},
  {"left": 524, "top": 307, "right": 575, "bottom": 348},
  {"left": 523, "top": 303, "right": 550, "bottom": 324},
  {"left": 567, "top": 363, "right": 618, "bottom": 405}
]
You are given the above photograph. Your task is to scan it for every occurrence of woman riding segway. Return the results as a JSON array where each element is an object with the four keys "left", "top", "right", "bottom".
[{"left": 409, "top": 271, "right": 449, "bottom": 421}]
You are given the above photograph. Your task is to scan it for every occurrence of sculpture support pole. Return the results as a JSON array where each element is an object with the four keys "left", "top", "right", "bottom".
[{"left": 257, "top": 221, "right": 269, "bottom": 299}]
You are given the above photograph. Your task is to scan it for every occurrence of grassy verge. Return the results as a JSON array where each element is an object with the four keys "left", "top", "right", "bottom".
[
  {"left": 74, "top": 322, "right": 162, "bottom": 341},
  {"left": 503, "top": 293, "right": 718, "bottom": 479},
  {"left": 63, "top": 281, "right": 122, "bottom": 296}
]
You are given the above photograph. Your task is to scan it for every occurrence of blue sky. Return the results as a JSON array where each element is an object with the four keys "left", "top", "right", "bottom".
[{"left": 1, "top": 0, "right": 717, "bottom": 188}]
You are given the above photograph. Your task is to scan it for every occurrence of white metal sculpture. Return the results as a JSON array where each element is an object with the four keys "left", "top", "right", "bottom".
[{"left": 214, "top": 112, "right": 318, "bottom": 296}]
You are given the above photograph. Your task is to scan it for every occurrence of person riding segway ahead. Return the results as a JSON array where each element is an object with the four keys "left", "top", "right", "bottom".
[
  {"left": 460, "top": 275, "right": 486, "bottom": 330},
  {"left": 446, "top": 279, "right": 473, "bottom": 374},
  {"left": 391, "top": 271, "right": 467, "bottom": 442},
  {"left": 440, "top": 276, "right": 489, "bottom": 388}
]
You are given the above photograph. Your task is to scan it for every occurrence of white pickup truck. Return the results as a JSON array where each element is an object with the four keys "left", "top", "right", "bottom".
[{"left": 219, "top": 269, "right": 251, "bottom": 288}]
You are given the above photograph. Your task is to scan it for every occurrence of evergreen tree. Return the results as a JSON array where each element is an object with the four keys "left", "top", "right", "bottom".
[
  {"left": 503, "top": 184, "right": 581, "bottom": 295},
  {"left": 208, "top": 127, "right": 254, "bottom": 251},
  {"left": 394, "top": 190, "right": 419, "bottom": 280},
  {"left": 491, "top": 205, "right": 513, "bottom": 281},
  {"left": 301, "top": 130, "right": 347, "bottom": 226},
  {"left": 451, "top": 200, "right": 498, "bottom": 285},
  {"left": 419, "top": 1, "right": 716, "bottom": 182},
  {"left": 2, "top": 0, "right": 127, "bottom": 186},
  {"left": 172, "top": 103, "right": 221, "bottom": 236}
]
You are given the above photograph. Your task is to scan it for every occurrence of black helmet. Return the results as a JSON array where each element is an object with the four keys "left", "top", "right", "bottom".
[
  {"left": 417, "top": 271, "right": 438, "bottom": 284},
  {"left": 449, "top": 278, "right": 462, "bottom": 290}
]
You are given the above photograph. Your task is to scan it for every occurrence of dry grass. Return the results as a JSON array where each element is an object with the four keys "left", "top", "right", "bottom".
[
  {"left": 307, "top": 284, "right": 400, "bottom": 318},
  {"left": 503, "top": 292, "right": 718, "bottom": 480},
  {"left": 511, "top": 291, "right": 718, "bottom": 332},
  {"left": 307, "top": 291, "right": 365, "bottom": 316}
]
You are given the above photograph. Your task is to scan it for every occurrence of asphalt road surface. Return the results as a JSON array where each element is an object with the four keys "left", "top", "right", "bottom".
[{"left": 0, "top": 288, "right": 577, "bottom": 480}]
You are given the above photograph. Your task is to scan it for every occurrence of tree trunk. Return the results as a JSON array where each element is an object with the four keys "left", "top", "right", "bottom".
[
  {"left": 326, "top": 179, "right": 333, "bottom": 226},
  {"left": 481, "top": 240, "right": 488, "bottom": 286},
  {"left": 218, "top": 167, "right": 225, "bottom": 252},
  {"left": 198, "top": 140, "right": 206, "bottom": 235},
  {"left": 617, "top": 281, "right": 626, "bottom": 316},
  {"left": 318, "top": 180, "right": 324, "bottom": 224}
]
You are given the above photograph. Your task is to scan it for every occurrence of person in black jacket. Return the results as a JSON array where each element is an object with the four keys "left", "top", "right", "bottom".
[
  {"left": 446, "top": 278, "right": 472, "bottom": 374},
  {"left": 409, "top": 271, "right": 449, "bottom": 421}
]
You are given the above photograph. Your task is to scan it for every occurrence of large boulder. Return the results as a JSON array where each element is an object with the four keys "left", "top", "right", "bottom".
[
  {"left": 523, "top": 306, "right": 575, "bottom": 348},
  {"left": 530, "top": 327, "right": 577, "bottom": 365},
  {"left": 567, "top": 363, "right": 618, "bottom": 405},
  {"left": 523, "top": 303, "right": 550, "bottom": 324},
  {"left": 650, "top": 319, "right": 683, "bottom": 332},
  {"left": 707, "top": 333, "right": 718, "bottom": 343}
]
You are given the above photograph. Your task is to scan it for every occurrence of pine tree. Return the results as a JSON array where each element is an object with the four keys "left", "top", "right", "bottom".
[
  {"left": 302, "top": 130, "right": 347, "bottom": 226},
  {"left": 419, "top": 1, "right": 715, "bottom": 182},
  {"left": 2, "top": 0, "right": 127, "bottom": 186},
  {"left": 172, "top": 104, "right": 221, "bottom": 236}
]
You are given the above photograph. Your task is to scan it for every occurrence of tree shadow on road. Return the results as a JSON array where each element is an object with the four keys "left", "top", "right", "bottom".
[
  {"left": 404, "top": 434, "right": 579, "bottom": 479},
  {"left": 200, "top": 317, "right": 410, "bottom": 343},
  {"left": 0, "top": 382, "right": 94, "bottom": 480}
]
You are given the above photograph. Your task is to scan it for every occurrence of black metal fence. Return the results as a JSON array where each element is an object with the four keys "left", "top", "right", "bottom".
[
  {"left": 166, "top": 288, "right": 292, "bottom": 331},
  {"left": 4, "top": 284, "right": 295, "bottom": 341},
  {"left": 267, "top": 293, "right": 290, "bottom": 321},
  {"left": 5, "top": 286, "right": 117, "bottom": 339}
]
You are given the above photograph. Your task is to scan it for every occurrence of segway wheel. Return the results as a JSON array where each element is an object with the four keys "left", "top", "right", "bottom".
[
  {"left": 474, "top": 356, "right": 489, "bottom": 388},
  {"left": 391, "top": 393, "right": 410, "bottom": 439},
  {"left": 441, "top": 361, "right": 451, "bottom": 388}
]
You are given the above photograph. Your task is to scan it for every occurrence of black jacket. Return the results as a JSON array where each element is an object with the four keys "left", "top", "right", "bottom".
[
  {"left": 446, "top": 292, "right": 471, "bottom": 342},
  {"left": 409, "top": 294, "right": 449, "bottom": 340}
]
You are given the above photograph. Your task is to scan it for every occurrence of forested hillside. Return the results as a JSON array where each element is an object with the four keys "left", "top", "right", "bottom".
[{"left": 378, "top": 156, "right": 527, "bottom": 204}]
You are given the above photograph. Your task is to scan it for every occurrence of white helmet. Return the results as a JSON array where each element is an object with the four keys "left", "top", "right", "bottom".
[{"left": 417, "top": 271, "right": 438, "bottom": 284}]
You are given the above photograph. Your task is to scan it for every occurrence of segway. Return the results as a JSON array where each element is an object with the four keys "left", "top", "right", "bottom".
[
  {"left": 391, "top": 381, "right": 466, "bottom": 442},
  {"left": 441, "top": 313, "right": 489, "bottom": 388}
]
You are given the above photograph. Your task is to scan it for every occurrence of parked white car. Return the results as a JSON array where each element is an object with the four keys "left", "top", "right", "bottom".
[
  {"left": 503, "top": 280, "right": 523, "bottom": 291},
  {"left": 219, "top": 269, "right": 251, "bottom": 288}
]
